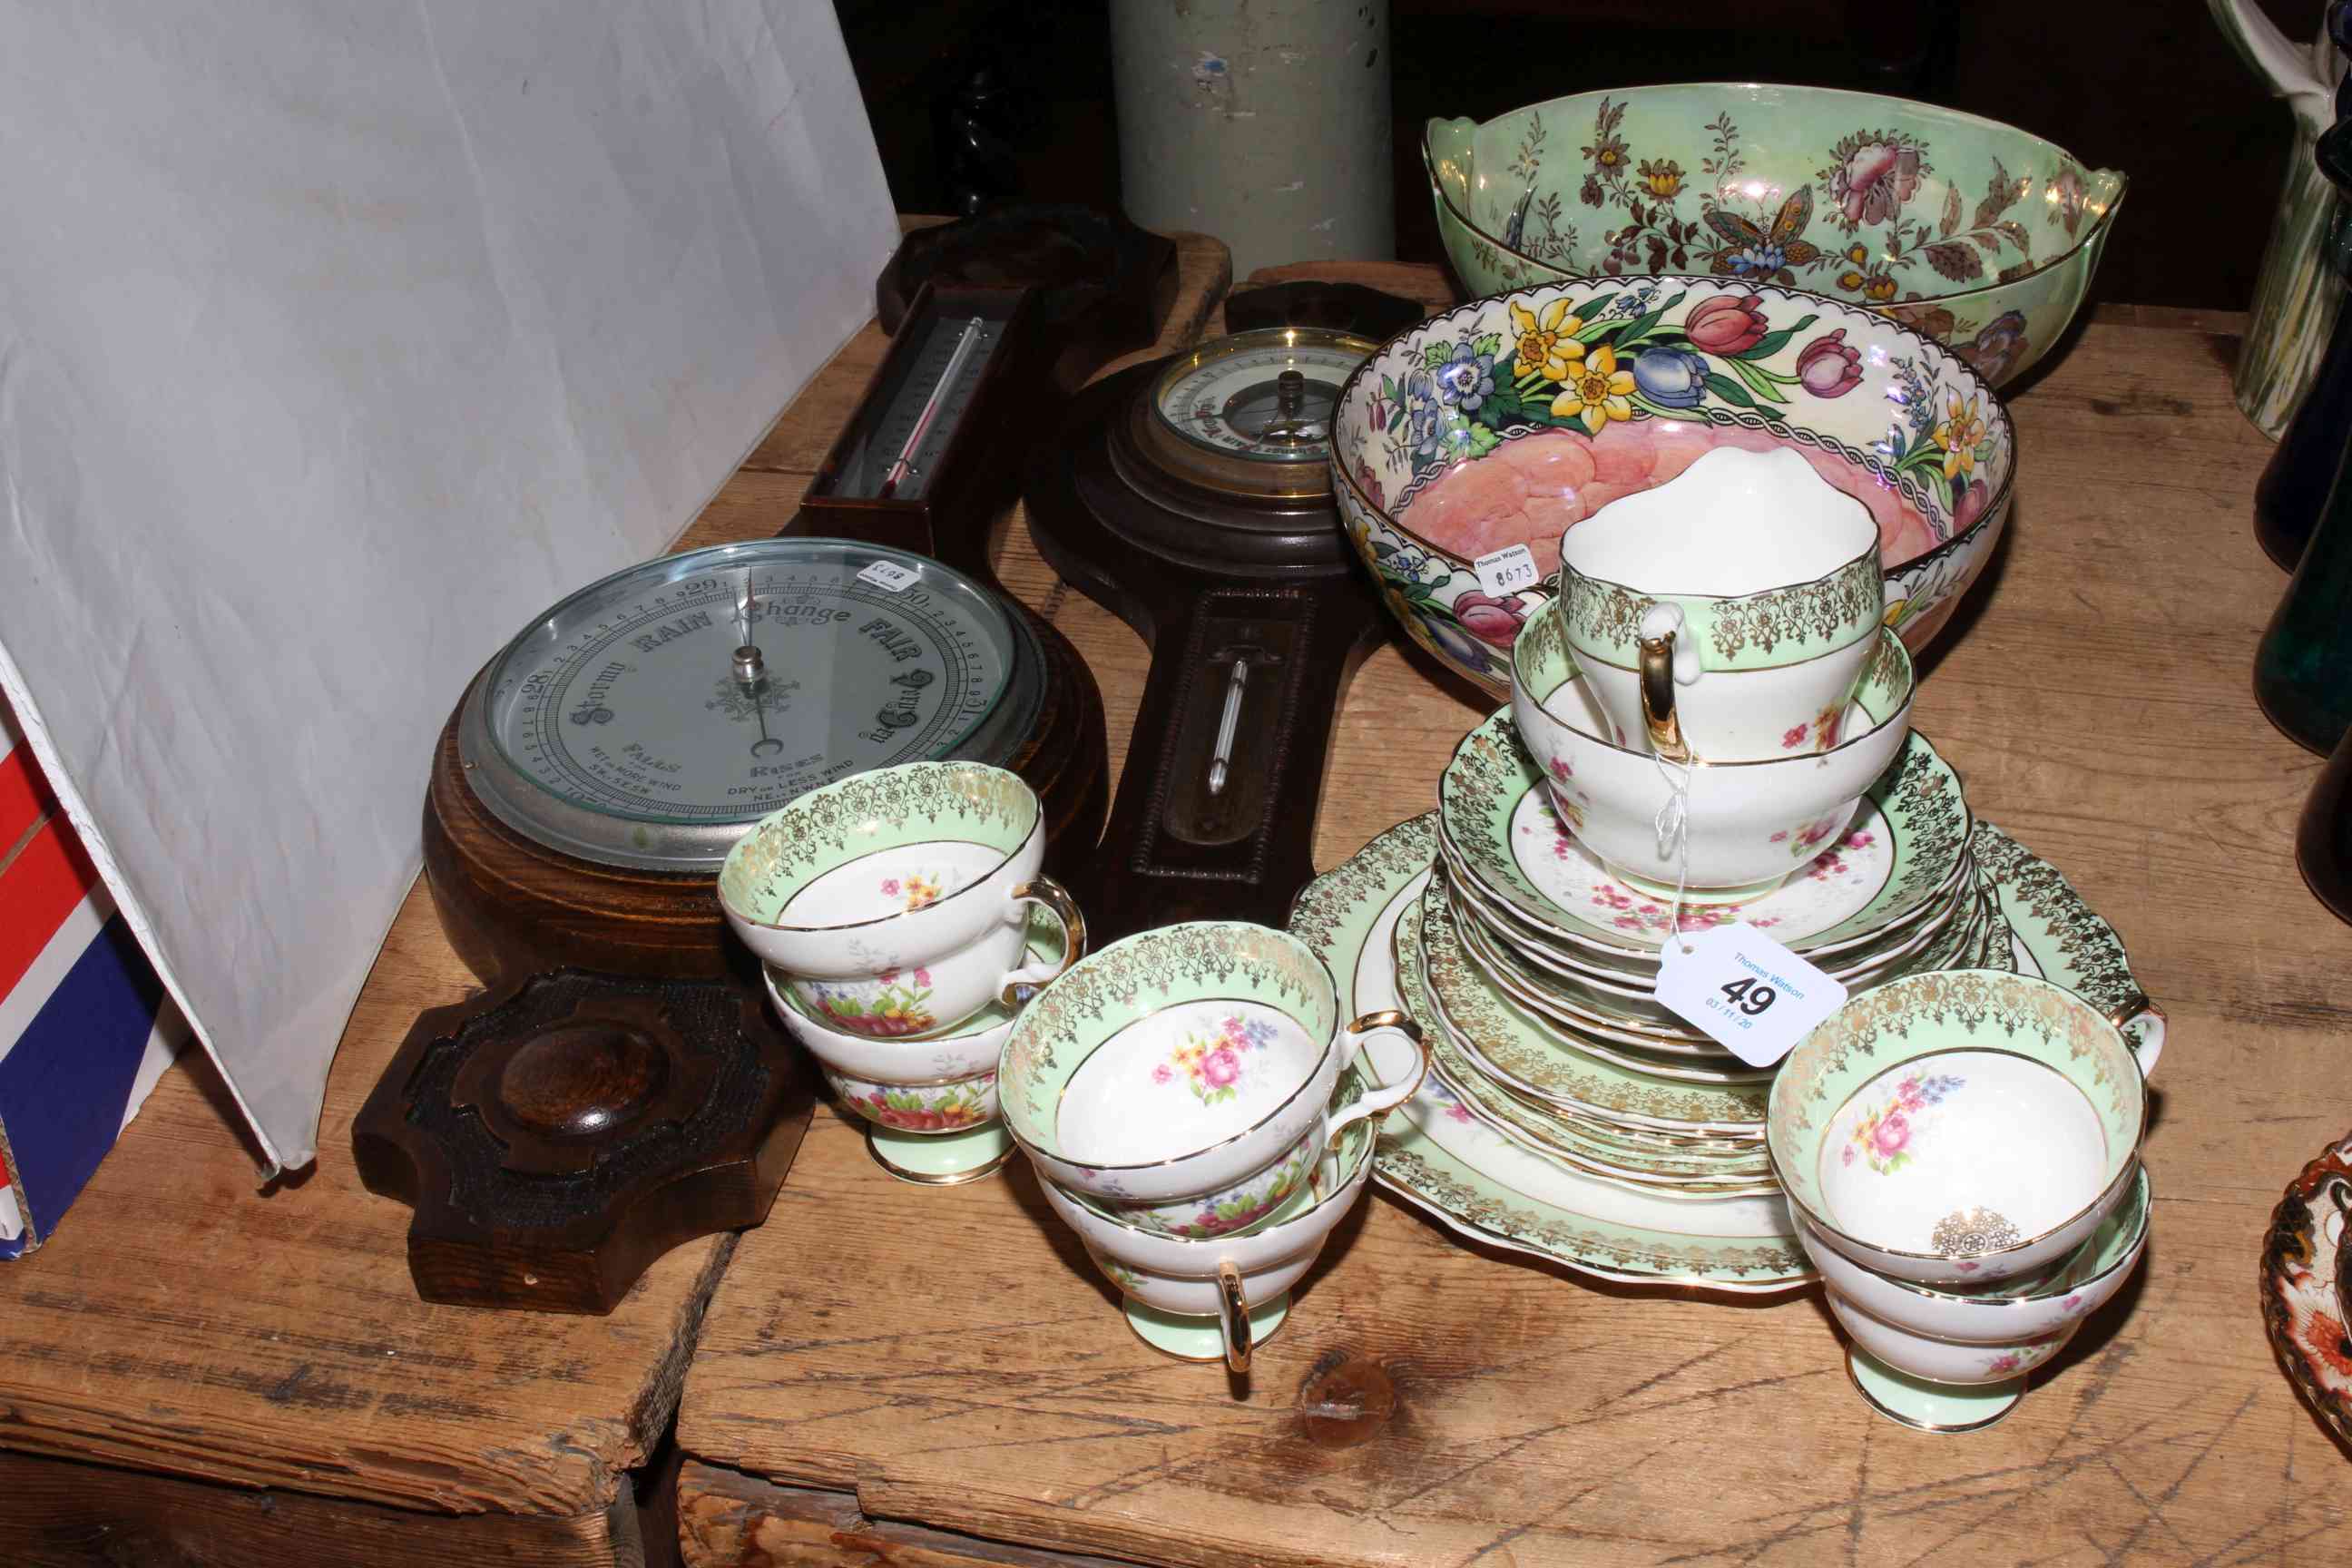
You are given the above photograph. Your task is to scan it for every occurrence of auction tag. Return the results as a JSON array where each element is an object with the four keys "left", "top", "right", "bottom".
[
  {"left": 857, "top": 558, "right": 921, "bottom": 593},
  {"left": 1473, "top": 543, "right": 1541, "bottom": 598},
  {"left": 1653, "top": 922, "right": 1847, "bottom": 1068}
]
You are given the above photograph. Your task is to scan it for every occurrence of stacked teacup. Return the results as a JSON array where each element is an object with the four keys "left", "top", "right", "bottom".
[
  {"left": 1767, "top": 969, "right": 2163, "bottom": 1431},
  {"left": 998, "top": 922, "right": 1427, "bottom": 1370},
  {"left": 719, "top": 762, "right": 1083, "bottom": 1186}
]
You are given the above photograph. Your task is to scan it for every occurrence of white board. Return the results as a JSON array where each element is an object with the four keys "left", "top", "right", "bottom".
[{"left": 0, "top": 1, "right": 899, "bottom": 1173}]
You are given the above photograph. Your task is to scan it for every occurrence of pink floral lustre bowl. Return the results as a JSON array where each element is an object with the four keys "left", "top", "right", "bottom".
[{"left": 1330, "top": 277, "right": 2016, "bottom": 698}]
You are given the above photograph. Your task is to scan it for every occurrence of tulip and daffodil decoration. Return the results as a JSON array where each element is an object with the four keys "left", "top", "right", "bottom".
[{"left": 1372, "top": 287, "right": 1871, "bottom": 481}]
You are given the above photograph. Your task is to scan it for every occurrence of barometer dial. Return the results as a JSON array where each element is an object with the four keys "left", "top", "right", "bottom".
[
  {"left": 458, "top": 538, "right": 1026, "bottom": 871},
  {"left": 1149, "top": 327, "right": 1372, "bottom": 466}
]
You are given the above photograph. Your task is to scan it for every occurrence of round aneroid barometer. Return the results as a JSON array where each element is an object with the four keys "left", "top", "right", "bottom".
[
  {"left": 1122, "top": 326, "right": 1373, "bottom": 507},
  {"left": 456, "top": 537, "right": 1041, "bottom": 873}
]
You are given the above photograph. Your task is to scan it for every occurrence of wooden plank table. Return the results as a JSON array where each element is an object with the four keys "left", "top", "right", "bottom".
[
  {"left": 0, "top": 232, "right": 1228, "bottom": 1568},
  {"left": 671, "top": 268, "right": 2352, "bottom": 1566}
]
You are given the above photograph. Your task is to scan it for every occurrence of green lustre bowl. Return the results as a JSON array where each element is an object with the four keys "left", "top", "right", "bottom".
[
  {"left": 1425, "top": 83, "right": 2123, "bottom": 387},
  {"left": 1331, "top": 278, "right": 2014, "bottom": 697}
]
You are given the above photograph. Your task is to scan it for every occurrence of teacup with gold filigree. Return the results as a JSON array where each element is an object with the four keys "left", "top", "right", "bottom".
[
  {"left": 1557, "top": 446, "right": 1884, "bottom": 762},
  {"left": 719, "top": 762, "right": 1083, "bottom": 1041}
]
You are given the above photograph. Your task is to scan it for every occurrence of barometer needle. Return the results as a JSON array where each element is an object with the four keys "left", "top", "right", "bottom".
[{"left": 735, "top": 570, "right": 785, "bottom": 756}]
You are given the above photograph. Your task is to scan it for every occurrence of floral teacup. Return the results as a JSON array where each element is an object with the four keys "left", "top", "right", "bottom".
[
  {"left": 1109, "top": 1122, "right": 1320, "bottom": 1240},
  {"left": 1558, "top": 446, "right": 1883, "bottom": 762},
  {"left": 1038, "top": 1073, "right": 1382, "bottom": 1371},
  {"left": 1768, "top": 969, "right": 2163, "bottom": 1287},
  {"left": 1510, "top": 603, "right": 1916, "bottom": 891},
  {"left": 999, "top": 922, "right": 1426, "bottom": 1207},
  {"left": 719, "top": 762, "right": 1083, "bottom": 1040}
]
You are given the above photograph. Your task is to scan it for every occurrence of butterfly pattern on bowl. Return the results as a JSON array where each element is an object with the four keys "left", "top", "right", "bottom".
[{"left": 1434, "top": 87, "right": 2122, "bottom": 389}]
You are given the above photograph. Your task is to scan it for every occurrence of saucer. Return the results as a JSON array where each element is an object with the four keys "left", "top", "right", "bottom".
[
  {"left": 1413, "top": 880, "right": 1769, "bottom": 1137},
  {"left": 1438, "top": 715, "right": 1971, "bottom": 959}
]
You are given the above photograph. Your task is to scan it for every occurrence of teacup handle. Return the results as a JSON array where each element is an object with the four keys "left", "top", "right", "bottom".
[
  {"left": 998, "top": 876, "right": 1087, "bottom": 1005},
  {"left": 1214, "top": 1259, "right": 1253, "bottom": 1375},
  {"left": 2107, "top": 991, "right": 2166, "bottom": 1079},
  {"left": 1636, "top": 605, "right": 1696, "bottom": 764},
  {"left": 1321, "top": 1008, "right": 1429, "bottom": 1146}
]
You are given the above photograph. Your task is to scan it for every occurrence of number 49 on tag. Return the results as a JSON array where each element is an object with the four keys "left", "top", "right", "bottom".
[{"left": 1652, "top": 922, "right": 1847, "bottom": 1068}]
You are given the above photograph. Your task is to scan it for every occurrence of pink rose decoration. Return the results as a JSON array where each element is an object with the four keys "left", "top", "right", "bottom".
[
  {"left": 877, "top": 970, "right": 898, "bottom": 985},
  {"left": 1152, "top": 1063, "right": 1172, "bottom": 1084},
  {"left": 1837, "top": 142, "right": 1921, "bottom": 226},
  {"left": 1780, "top": 722, "right": 1808, "bottom": 750},
  {"left": 1872, "top": 1111, "right": 1910, "bottom": 1158},
  {"left": 1684, "top": 293, "right": 1769, "bottom": 356},
  {"left": 881, "top": 878, "right": 901, "bottom": 896},
  {"left": 914, "top": 968, "right": 932, "bottom": 986},
  {"left": 1451, "top": 591, "right": 1526, "bottom": 649},
  {"left": 1201, "top": 1047, "right": 1242, "bottom": 1088},
  {"left": 1795, "top": 329, "right": 1863, "bottom": 397}
]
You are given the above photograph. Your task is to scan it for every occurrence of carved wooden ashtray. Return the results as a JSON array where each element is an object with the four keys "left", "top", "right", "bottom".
[{"left": 353, "top": 970, "right": 810, "bottom": 1314}]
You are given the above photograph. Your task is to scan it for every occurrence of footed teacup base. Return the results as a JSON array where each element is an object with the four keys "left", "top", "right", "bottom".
[
  {"left": 1847, "top": 1348, "right": 2023, "bottom": 1434},
  {"left": 1124, "top": 1294, "right": 1289, "bottom": 1363},
  {"left": 867, "top": 1122, "right": 1014, "bottom": 1186},
  {"left": 1612, "top": 863, "right": 1795, "bottom": 905}
]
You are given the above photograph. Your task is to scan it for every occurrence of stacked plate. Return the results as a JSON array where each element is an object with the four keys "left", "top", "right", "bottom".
[
  {"left": 1291, "top": 790, "right": 2158, "bottom": 1293},
  {"left": 1401, "top": 705, "right": 2002, "bottom": 1209}
]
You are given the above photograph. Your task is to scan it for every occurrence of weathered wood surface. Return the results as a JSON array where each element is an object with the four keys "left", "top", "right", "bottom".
[
  {"left": 1, "top": 1448, "right": 651, "bottom": 1568},
  {"left": 674, "top": 262, "right": 2352, "bottom": 1567},
  {"left": 0, "top": 230, "right": 1230, "bottom": 1562}
]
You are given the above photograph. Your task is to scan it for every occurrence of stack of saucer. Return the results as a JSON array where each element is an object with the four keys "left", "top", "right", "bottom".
[{"left": 1385, "top": 580, "right": 2015, "bottom": 1212}]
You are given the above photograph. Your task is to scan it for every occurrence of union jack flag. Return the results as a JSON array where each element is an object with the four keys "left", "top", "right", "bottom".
[{"left": 0, "top": 691, "right": 181, "bottom": 1255}]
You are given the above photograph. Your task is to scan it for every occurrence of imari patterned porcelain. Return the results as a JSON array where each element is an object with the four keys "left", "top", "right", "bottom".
[
  {"left": 1041, "top": 1091, "right": 1382, "bottom": 1371},
  {"left": 1769, "top": 970, "right": 2162, "bottom": 1287},
  {"left": 1443, "top": 706, "right": 1969, "bottom": 957},
  {"left": 1806, "top": 1165, "right": 2150, "bottom": 1348},
  {"left": 762, "top": 914, "right": 1066, "bottom": 1186},
  {"left": 1423, "top": 86, "right": 2122, "bottom": 388},
  {"left": 1330, "top": 274, "right": 2017, "bottom": 699},
  {"left": 1513, "top": 601, "right": 1915, "bottom": 890},
  {"left": 998, "top": 922, "right": 1426, "bottom": 1207},
  {"left": 1557, "top": 447, "right": 1883, "bottom": 760},
  {"left": 2260, "top": 1129, "right": 2352, "bottom": 1449},
  {"left": 719, "top": 763, "right": 1083, "bottom": 1039}
]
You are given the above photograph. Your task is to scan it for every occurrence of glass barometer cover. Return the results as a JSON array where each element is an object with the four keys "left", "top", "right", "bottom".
[
  {"left": 459, "top": 538, "right": 1037, "bottom": 871},
  {"left": 1151, "top": 327, "right": 1371, "bottom": 466}
]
